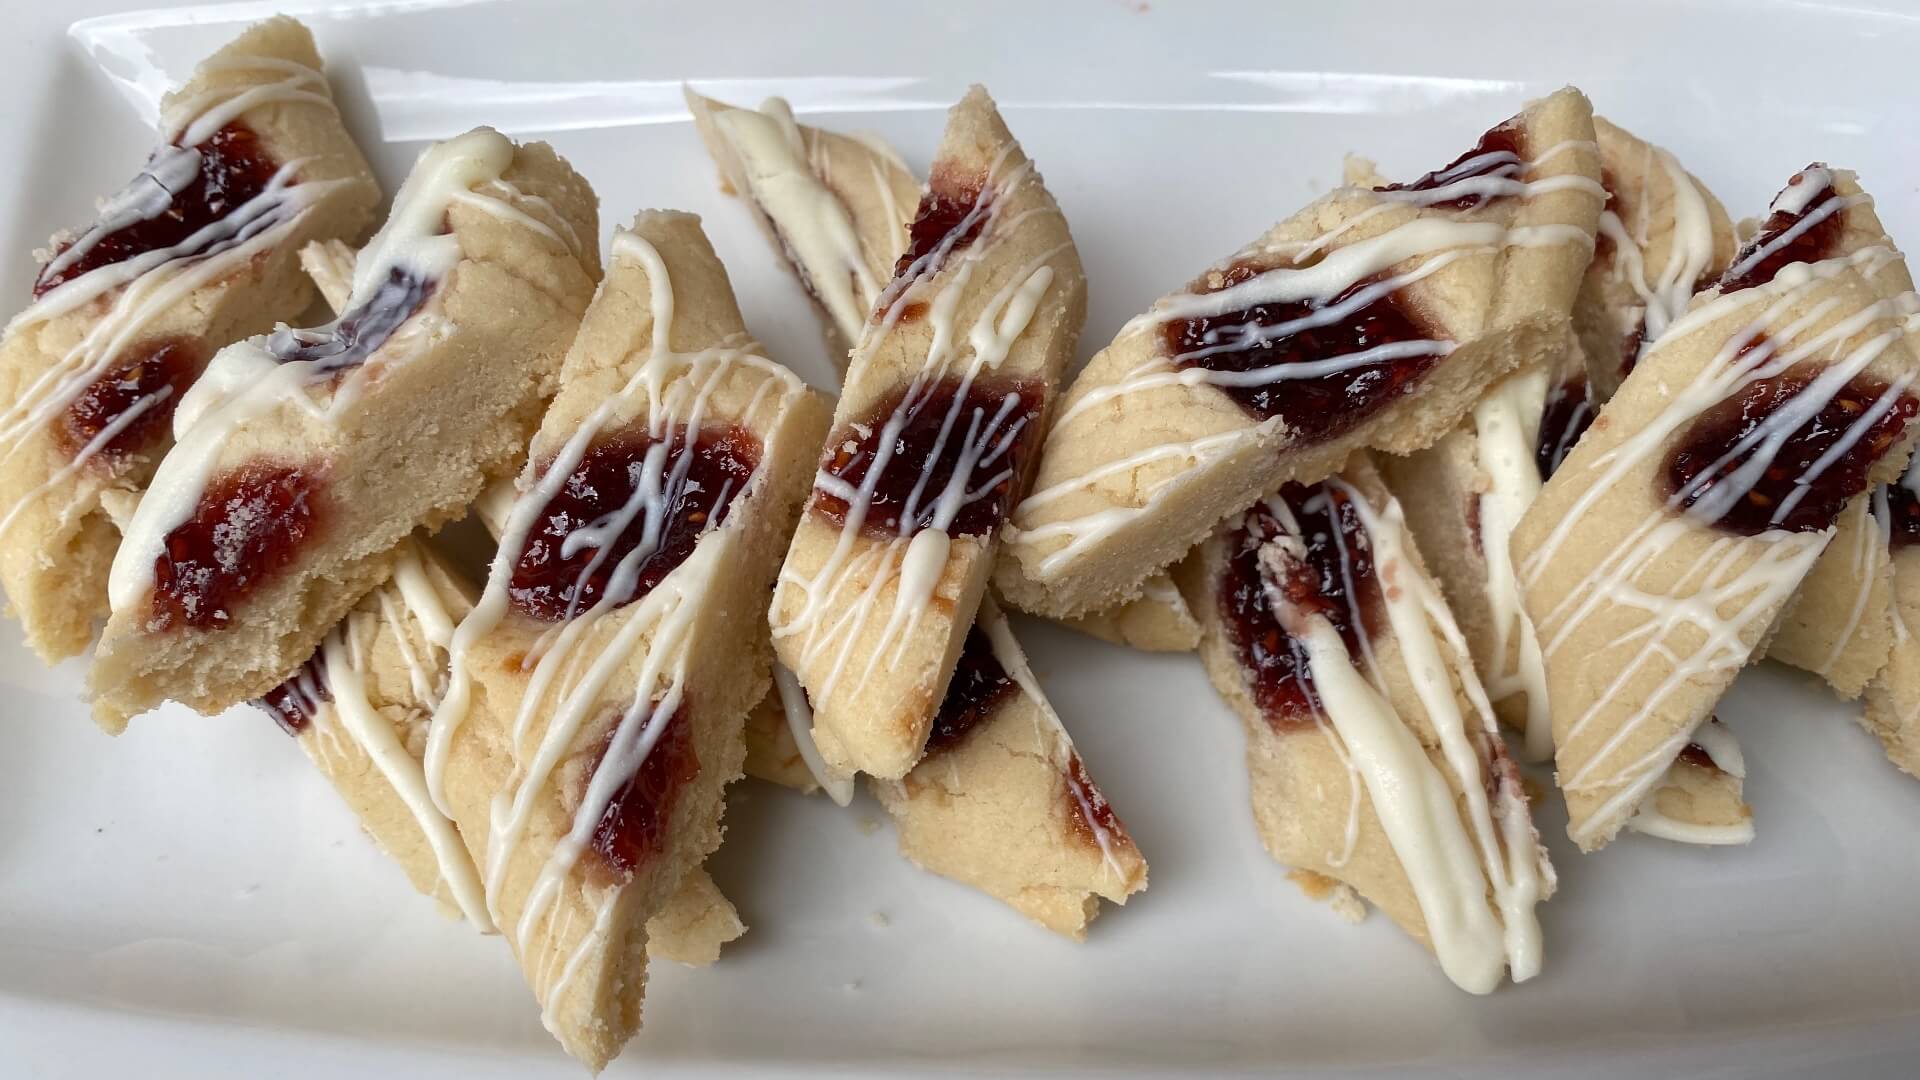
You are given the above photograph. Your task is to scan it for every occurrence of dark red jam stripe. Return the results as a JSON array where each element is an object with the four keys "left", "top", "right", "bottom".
[
  {"left": 1534, "top": 375, "right": 1595, "bottom": 480},
  {"left": 268, "top": 267, "right": 436, "bottom": 373},
  {"left": 57, "top": 336, "right": 205, "bottom": 466},
  {"left": 150, "top": 462, "right": 320, "bottom": 631},
  {"left": 923, "top": 624, "right": 1018, "bottom": 757},
  {"left": 256, "top": 652, "right": 331, "bottom": 736},
  {"left": 1374, "top": 121, "right": 1525, "bottom": 211},
  {"left": 589, "top": 704, "right": 699, "bottom": 877},
  {"left": 1715, "top": 166, "right": 1844, "bottom": 294}
]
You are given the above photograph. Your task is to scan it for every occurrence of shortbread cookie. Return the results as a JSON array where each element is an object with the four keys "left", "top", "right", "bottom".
[
  {"left": 256, "top": 538, "right": 743, "bottom": 958},
  {"left": 870, "top": 597, "right": 1147, "bottom": 938},
  {"left": 88, "top": 127, "right": 600, "bottom": 731},
  {"left": 426, "top": 211, "right": 828, "bottom": 1071},
  {"left": 1576, "top": 117, "right": 1737, "bottom": 400},
  {"left": 0, "top": 17, "right": 379, "bottom": 662},
  {"left": 684, "top": 89, "right": 921, "bottom": 363},
  {"left": 998, "top": 88, "right": 1603, "bottom": 620},
  {"left": 1766, "top": 493, "right": 1895, "bottom": 697},
  {"left": 1044, "top": 571, "right": 1202, "bottom": 651},
  {"left": 1862, "top": 465, "right": 1920, "bottom": 777},
  {"left": 1180, "top": 455, "right": 1551, "bottom": 993},
  {"left": 1512, "top": 165, "right": 1920, "bottom": 851},
  {"left": 769, "top": 86, "right": 1087, "bottom": 780},
  {"left": 1624, "top": 719, "right": 1754, "bottom": 845}
]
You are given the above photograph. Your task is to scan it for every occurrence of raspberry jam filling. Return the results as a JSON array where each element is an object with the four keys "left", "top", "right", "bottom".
[
  {"left": 891, "top": 167, "right": 989, "bottom": 281},
  {"left": 257, "top": 653, "right": 331, "bottom": 736},
  {"left": 1063, "top": 751, "right": 1127, "bottom": 853},
  {"left": 150, "top": 462, "right": 321, "bottom": 631},
  {"left": 1166, "top": 260, "right": 1441, "bottom": 441},
  {"left": 268, "top": 267, "right": 436, "bottom": 373},
  {"left": 1676, "top": 741, "right": 1721, "bottom": 773},
  {"left": 1889, "top": 478, "right": 1920, "bottom": 550},
  {"left": 811, "top": 375, "right": 1044, "bottom": 540},
  {"left": 1716, "top": 167, "right": 1843, "bottom": 294},
  {"left": 588, "top": 705, "right": 699, "bottom": 877},
  {"left": 1374, "top": 121, "right": 1525, "bottom": 211},
  {"left": 1219, "top": 483, "right": 1381, "bottom": 728},
  {"left": 923, "top": 624, "right": 1018, "bottom": 757},
  {"left": 34, "top": 123, "right": 281, "bottom": 298},
  {"left": 509, "top": 424, "right": 762, "bottom": 622},
  {"left": 1666, "top": 362, "right": 1916, "bottom": 535},
  {"left": 57, "top": 336, "right": 205, "bottom": 465},
  {"left": 1534, "top": 375, "right": 1595, "bottom": 480}
]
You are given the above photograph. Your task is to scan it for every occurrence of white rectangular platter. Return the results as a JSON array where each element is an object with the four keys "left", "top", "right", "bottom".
[{"left": 2, "top": 1, "right": 1919, "bottom": 1076}]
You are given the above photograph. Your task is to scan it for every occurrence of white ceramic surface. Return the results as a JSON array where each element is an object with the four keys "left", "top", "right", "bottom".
[{"left": 4, "top": 1, "right": 1920, "bottom": 1076}]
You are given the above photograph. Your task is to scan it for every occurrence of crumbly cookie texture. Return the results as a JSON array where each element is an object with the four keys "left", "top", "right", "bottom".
[
  {"left": 870, "top": 597, "right": 1147, "bottom": 939},
  {"left": 1180, "top": 454, "right": 1551, "bottom": 993},
  {"left": 996, "top": 87, "right": 1602, "bottom": 621},
  {"left": 431, "top": 210, "right": 827, "bottom": 1072},
  {"left": 742, "top": 688, "right": 821, "bottom": 794},
  {"left": 684, "top": 88, "right": 922, "bottom": 365},
  {"left": 86, "top": 131, "right": 600, "bottom": 732},
  {"left": 1043, "top": 571, "right": 1202, "bottom": 652},
  {"left": 1626, "top": 725, "right": 1754, "bottom": 846},
  {"left": 0, "top": 16, "right": 380, "bottom": 664},
  {"left": 1512, "top": 166, "right": 1920, "bottom": 851},
  {"left": 1767, "top": 496, "right": 1895, "bottom": 698},
  {"left": 770, "top": 86, "right": 1087, "bottom": 780},
  {"left": 1863, "top": 534, "right": 1920, "bottom": 777},
  {"left": 1576, "top": 117, "right": 1737, "bottom": 402}
]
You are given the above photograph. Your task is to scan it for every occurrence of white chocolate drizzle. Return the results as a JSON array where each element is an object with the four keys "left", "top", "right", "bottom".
[
  {"left": 106, "top": 129, "right": 528, "bottom": 616},
  {"left": 773, "top": 663, "right": 854, "bottom": 806},
  {"left": 425, "top": 218, "right": 807, "bottom": 1036},
  {"left": 1596, "top": 134, "right": 1719, "bottom": 365},
  {"left": 1005, "top": 135, "right": 1602, "bottom": 586}
]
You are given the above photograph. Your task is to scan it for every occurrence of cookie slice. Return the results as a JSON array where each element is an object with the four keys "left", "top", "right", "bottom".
[
  {"left": 1862, "top": 463, "right": 1920, "bottom": 776},
  {"left": 1624, "top": 719, "right": 1754, "bottom": 845},
  {"left": 869, "top": 597, "right": 1147, "bottom": 938},
  {"left": 426, "top": 211, "right": 828, "bottom": 1071},
  {"left": 87, "top": 127, "right": 600, "bottom": 731},
  {"left": 1512, "top": 165, "right": 1920, "bottom": 851},
  {"left": 1766, "top": 493, "right": 1896, "bottom": 697},
  {"left": 769, "top": 86, "right": 1087, "bottom": 780},
  {"left": 997, "top": 88, "right": 1603, "bottom": 620},
  {"left": 1180, "top": 455, "right": 1552, "bottom": 994},
  {"left": 0, "top": 16, "right": 379, "bottom": 663},
  {"left": 684, "top": 89, "right": 921, "bottom": 363},
  {"left": 1577, "top": 117, "right": 1737, "bottom": 400}
]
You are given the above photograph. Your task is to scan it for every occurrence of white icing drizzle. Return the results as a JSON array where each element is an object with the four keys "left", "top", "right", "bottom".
[
  {"left": 1254, "top": 478, "right": 1541, "bottom": 991},
  {"left": 772, "top": 146, "right": 1066, "bottom": 704},
  {"left": 106, "top": 129, "right": 524, "bottom": 615},
  {"left": 0, "top": 61, "right": 356, "bottom": 537},
  {"left": 1005, "top": 135, "right": 1602, "bottom": 584},
  {"left": 1814, "top": 496, "right": 1887, "bottom": 677},
  {"left": 424, "top": 219, "right": 807, "bottom": 1035},
  {"left": 1721, "top": 168, "right": 1867, "bottom": 289},
  {"left": 1522, "top": 237, "right": 1920, "bottom": 844},
  {"left": 773, "top": 663, "right": 854, "bottom": 806},
  {"left": 712, "top": 98, "right": 884, "bottom": 347},
  {"left": 1467, "top": 366, "right": 1554, "bottom": 761},
  {"left": 1625, "top": 718, "right": 1753, "bottom": 845},
  {"left": 1597, "top": 135, "right": 1718, "bottom": 361}
]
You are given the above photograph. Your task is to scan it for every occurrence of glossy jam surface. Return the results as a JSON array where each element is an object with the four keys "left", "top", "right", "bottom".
[
  {"left": 1889, "top": 478, "right": 1920, "bottom": 550},
  {"left": 1219, "top": 483, "right": 1379, "bottom": 728},
  {"left": 812, "top": 375, "right": 1044, "bottom": 539},
  {"left": 589, "top": 705, "right": 700, "bottom": 877},
  {"left": 1063, "top": 752, "right": 1127, "bottom": 852},
  {"left": 257, "top": 654, "right": 330, "bottom": 737},
  {"left": 57, "top": 336, "right": 204, "bottom": 464},
  {"left": 1666, "top": 363, "right": 1915, "bottom": 535},
  {"left": 150, "top": 462, "right": 320, "bottom": 631},
  {"left": 891, "top": 167, "right": 988, "bottom": 280},
  {"left": 1375, "top": 121, "right": 1524, "bottom": 211},
  {"left": 509, "top": 424, "right": 762, "bottom": 622},
  {"left": 1534, "top": 375, "right": 1595, "bottom": 480},
  {"left": 34, "top": 123, "right": 280, "bottom": 297},
  {"left": 269, "top": 267, "right": 436, "bottom": 373},
  {"left": 1716, "top": 168, "right": 1842, "bottom": 294},
  {"left": 1166, "top": 261, "right": 1440, "bottom": 441},
  {"left": 1676, "top": 741, "right": 1719, "bottom": 772},
  {"left": 924, "top": 625, "right": 1017, "bottom": 757}
]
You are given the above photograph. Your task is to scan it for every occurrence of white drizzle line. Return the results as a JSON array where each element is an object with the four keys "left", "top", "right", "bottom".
[
  {"left": 106, "top": 129, "right": 524, "bottom": 614},
  {"left": 425, "top": 220, "right": 805, "bottom": 1033},
  {"left": 1005, "top": 143, "right": 1600, "bottom": 581},
  {"left": 711, "top": 97, "right": 884, "bottom": 346},
  {"left": 773, "top": 663, "right": 854, "bottom": 805},
  {"left": 1721, "top": 168, "right": 1867, "bottom": 289},
  {"left": 1815, "top": 495, "right": 1887, "bottom": 677},
  {"left": 1466, "top": 367, "right": 1554, "bottom": 761},
  {"left": 1256, "top": 481, "right": 1539, "bottom": 992},
  {"left": 1597, "top": 137, "right": 1718, "bottom": 358},
  {"left": 1625, "top": 720, "right": 1753, "bottom": 845},
  {"left": 772, "top": 148, "right": 1063, "bottom": 704}
]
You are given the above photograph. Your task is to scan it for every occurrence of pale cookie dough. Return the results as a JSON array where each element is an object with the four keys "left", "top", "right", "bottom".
[
  {"left": 1624, "top": 719, "right": 1754, "bottom": 845},
  {"left": 0, "top": 16, "right": 380, "bottom": 663},
  {"left": 870, "top": 597, "right": 1147, "bottom": 940},
  {"left": 87, "top": 127, "right": 599, "bottom": 732},
  {"left": 770, "top": 86, "right": 1087, "bottom": 780},
  {"left": 1512, "top": 164, "right": 1920, "bottom": 852},
  {"left": 1181, "top": 453, "right": 1552, "bottom": 994},
  {"left": 428, "top": 211, "right": 828, "bottom": 1072},
  {"left": 998, "top": 87, "right": 1602, "bottom": 621},
  {"left": 1862, "top": 465, "right": 1920, "bottom": 777},
  {"left": 1767, "top": 494, "right": 1895, "bottom": 698}
]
